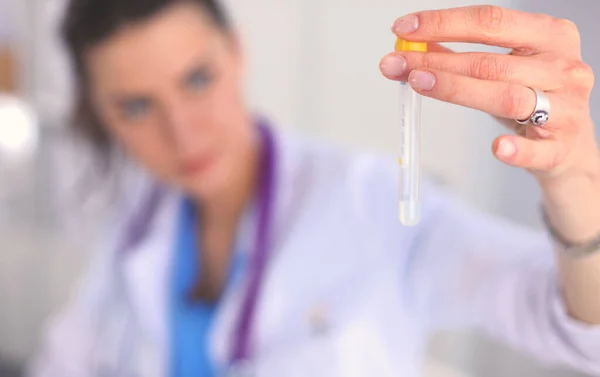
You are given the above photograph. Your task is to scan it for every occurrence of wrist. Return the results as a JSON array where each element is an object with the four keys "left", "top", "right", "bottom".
[
  {"left": 537, "top": 154, "right": 600, "bottom": 244},
  {"left": 537, "top": 143, "right": 600, "bottom": 191}
]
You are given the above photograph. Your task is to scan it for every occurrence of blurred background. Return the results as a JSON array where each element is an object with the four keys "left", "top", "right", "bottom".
[{"left": 0, "top": 0, "right": 598, "bottom": 376}]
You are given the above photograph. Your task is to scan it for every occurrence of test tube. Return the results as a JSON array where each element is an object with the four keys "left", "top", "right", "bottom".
[{"left": 396, "top": 38, "right": 427, "bottom": 226}]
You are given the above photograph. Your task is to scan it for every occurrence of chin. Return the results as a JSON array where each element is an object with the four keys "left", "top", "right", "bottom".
[{"left": 179, "top": 167, "right": 230, "bottom": 201}]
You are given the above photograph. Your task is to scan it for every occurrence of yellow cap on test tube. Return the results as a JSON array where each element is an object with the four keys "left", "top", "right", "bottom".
[{"left": 395, "top": 38, "right": 428, "bottom": 52}]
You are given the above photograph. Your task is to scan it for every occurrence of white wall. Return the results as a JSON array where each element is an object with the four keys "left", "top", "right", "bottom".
[{"left": 228, "top": 0, "right": 538, "bottom": 219}]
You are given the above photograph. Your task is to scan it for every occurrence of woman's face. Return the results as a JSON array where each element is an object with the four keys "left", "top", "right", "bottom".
[{"left": 86, "top": 2, "right": 252, "bottom": 199}]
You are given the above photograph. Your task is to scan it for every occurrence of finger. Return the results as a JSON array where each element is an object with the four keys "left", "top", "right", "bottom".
[
  {"left": 391, "top": 6, "right": 581, "bottom": 57},
  {"left": 405, "top": 68, "right": 566, "bottom": 126},
  {"left": 427, "top": 42, "right": 455, "bottom": 54},
  {"left": 382, "top": 51, "right": 563, "bottom": 91},
  {"left": 493, "top": 134, "right": 567, "bottom": 172},
  {"left": 380, "top": 47, "right": 455, "bottom": 80}
]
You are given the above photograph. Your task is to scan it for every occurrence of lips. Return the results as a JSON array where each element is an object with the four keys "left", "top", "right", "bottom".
[{"left": 179, "top": 154, "right": 214, "bottom": 176}]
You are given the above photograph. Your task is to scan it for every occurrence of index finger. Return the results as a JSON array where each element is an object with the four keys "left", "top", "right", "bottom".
[{"left": 391, "top": 5, "right": 581, "bottom": 57}]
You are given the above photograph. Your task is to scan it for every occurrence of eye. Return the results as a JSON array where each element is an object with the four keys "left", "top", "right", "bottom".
[
  {"left": 120, "top": 98, "right": 150, "bottom": 120},
  {"left": 186, "top": 68, "right": 213, "bottom": 92}
]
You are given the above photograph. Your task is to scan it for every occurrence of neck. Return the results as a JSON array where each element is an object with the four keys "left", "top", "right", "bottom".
[
  {"left": 201, "top": 131, "right": 260, "bottom": 226},
  {"left": 189, "top": 123, "right": 261, "bottom": 302}
]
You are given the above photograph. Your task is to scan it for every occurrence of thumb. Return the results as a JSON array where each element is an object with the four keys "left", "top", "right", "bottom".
[{"left": 492, "top": 135, "right": 565, "bottom": 172}]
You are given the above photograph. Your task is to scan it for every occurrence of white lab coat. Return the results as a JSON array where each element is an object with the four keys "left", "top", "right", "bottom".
[{"left": 26, "top": 128, "right": 600, "bottom": 377}]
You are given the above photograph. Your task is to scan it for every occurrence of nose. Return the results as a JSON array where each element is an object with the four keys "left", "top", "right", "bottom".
[{"left": 161, "top": 99, "right": 199, "bottom": 154}]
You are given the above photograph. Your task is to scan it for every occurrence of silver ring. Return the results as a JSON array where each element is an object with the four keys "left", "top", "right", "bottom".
[{"left": 515, "top": 87, "right": 550, "bottom": 127}]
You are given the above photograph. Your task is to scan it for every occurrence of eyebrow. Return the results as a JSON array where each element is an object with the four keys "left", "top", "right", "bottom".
[
  {"left": 107, "top": 54, "right": 217, "bottom": 105},
  {"left": 111, "top": 94, "right": 151, "bottom": 107},
  {"left": 179, "top": 59, "right": 214, "bottom": 80}
]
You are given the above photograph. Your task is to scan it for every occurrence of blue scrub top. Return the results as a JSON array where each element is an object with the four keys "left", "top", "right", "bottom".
[{"left": 170, "top": 198, "right": 246, "bottom": 377}]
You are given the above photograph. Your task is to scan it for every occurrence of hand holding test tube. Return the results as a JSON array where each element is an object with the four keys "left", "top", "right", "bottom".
[{"left": 396, "top": 38, "right": 427, "bottom": 226}]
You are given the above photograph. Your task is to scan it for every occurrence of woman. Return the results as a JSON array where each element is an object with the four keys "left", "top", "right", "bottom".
[{"left": 27, "top": 0, "right": 600, "bottom": 376}]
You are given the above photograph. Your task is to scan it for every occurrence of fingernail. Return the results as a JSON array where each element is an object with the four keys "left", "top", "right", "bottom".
[
  {"left": 497, "top": 139, "right": 516, "bottom": 157},
  {"left": 392, "top": 15, "right": 419, "bottom": 34},
  {"left": 409, "top": 70, "right": 436, "bottom": 91},
  {"left": 381, "top": 56, "right": 407, "bottom": 77}
]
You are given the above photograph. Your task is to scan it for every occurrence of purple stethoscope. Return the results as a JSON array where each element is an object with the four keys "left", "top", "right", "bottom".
[{"left": 113, "top": 118, "right": 277, "bottom": 375}]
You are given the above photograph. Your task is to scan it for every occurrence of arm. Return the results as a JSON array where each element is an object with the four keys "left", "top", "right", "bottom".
[
  {"left": 377, "top": 4, "right": 600, "bottom": 373},
  {"left": 540, "top": 165, "right": 600, "bottom": 324},
  {"left": 405, "top": 179, "right": 600, "bottom": 375}
]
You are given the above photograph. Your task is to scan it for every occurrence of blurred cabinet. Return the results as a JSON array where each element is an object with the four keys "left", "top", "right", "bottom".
[{"left": 0, "top": 49, "right": 17, "bottom": 93}]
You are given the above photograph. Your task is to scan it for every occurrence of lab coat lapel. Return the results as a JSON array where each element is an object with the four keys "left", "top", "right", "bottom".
[
  {"left": 207, "top": 128, "right": 304, "bottom": 370},
  {"left": 119, "top": 183, "right": 181, "bottom": 376}
]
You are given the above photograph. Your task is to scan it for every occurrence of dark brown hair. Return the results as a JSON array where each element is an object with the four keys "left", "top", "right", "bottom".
[{"left": 61, "top": 0, "right": 231, "bottom": 162}]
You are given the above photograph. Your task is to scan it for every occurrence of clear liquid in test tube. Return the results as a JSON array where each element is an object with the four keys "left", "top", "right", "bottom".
[
  {"left": 398, "top": 81, "right": 421, "bottom": 225},
  {"left": 395, "top": 38, "right": 427, "bottom": 226}
]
